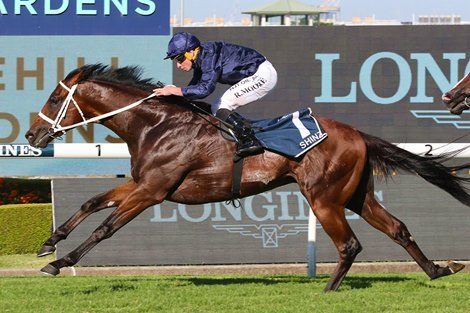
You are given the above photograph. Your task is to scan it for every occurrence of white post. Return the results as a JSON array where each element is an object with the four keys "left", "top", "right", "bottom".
[
  {"left": 308, "top": 15, "right": 314, "bottom": 26},
  {"left": 180, "top": 0, "right": 184, "bottom": 26},
  {"left": 307, "top": 208, "right": 317, "bottom": 277},
  {"left": 284, "top": 14, "right": 291, "bottom": 26}
]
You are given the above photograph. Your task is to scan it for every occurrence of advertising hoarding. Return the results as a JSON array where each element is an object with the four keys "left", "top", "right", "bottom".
[{"left": 53, "top": 177, "right": 470, "bottom": 265}]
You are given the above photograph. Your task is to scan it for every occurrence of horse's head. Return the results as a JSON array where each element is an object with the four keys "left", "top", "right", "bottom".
[
  {"left": 442, "top": 72, "right": 470, "bottom": 115},
  {"left": 25, "top": 66, "right": 94, "bottom": 148},
  {"left": 25, "top": 66, "right": 107, "bottom": 148},
  {"left": 26, "top": 64, "right": 150, "bottom": 148}
]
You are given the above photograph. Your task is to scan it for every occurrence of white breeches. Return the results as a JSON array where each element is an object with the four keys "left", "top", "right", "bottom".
[{"left": 211, "top": 60, "right": 278, "bottom": 114}]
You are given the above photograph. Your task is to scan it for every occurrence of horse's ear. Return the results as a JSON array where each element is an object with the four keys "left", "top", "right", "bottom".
[
  {"left": 155, "top": 81, "right": 165, "bottom": 88},
  {"left": 69, "top": 73, "right": 83, "bottom": 86},
  {"left": 60, "top": 70, "right": 84, "bottom": 88}
]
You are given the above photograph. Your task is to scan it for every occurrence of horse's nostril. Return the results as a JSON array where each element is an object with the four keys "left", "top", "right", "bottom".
[
  {"left": 25, "top": 132, "right": 35, "bottom": 142},
  {"left": 442, "top": 92, "right": 452, "bottom": 102}
]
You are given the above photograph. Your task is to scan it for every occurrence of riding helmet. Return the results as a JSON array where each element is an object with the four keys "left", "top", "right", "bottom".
[{"left": 164, "top": 32, "right": 201, "bottom": 60}]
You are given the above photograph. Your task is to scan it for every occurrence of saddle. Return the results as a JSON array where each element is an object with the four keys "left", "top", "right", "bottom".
[{"left": 224, "top": 108, "right": 328, "bottom": 200}]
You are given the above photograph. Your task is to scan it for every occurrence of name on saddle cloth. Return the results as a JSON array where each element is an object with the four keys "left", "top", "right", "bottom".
[{"left": 253, "top": 108, "right": 328, "bottom": 158}]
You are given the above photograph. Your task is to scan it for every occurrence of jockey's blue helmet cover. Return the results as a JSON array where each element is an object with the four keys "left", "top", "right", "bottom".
[{"left": 164, "top": 32, "right": 201, "bottom": 60}]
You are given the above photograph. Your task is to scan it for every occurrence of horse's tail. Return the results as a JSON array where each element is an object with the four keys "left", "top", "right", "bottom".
[{"left": 360, "top": 131, "right": 470, "bottom": 207}]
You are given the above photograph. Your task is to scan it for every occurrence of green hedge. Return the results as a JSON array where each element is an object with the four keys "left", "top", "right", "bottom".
[{"left": 0, "top": 203, "right": 52, "bottom": 255}]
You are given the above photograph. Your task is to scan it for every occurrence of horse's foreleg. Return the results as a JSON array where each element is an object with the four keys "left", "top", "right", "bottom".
[
  {"left": 313, "top": 205, "right": 362, "bottom": 292},
  {"left": 38, "top": 180, "right": 136, "bottom": 257},
  {"left": 360, "top": 194, "right": 465, "bottom": 279},
  {"left": 41, "top": 187, "right": 157, "bottom": 276}
]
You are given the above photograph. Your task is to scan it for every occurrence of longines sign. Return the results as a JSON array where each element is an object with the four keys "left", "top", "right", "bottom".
[
  {"left": 315, "top": 52, "right": 470, "bottom": 104},
  {"left": 149, "top": 192, "right": 360, "bottom": 249},
  {"left": 0, "top": 0, "right": 169, "bottom": 35},
  {"left": 0, "top": 144, "right": 45, "bottom": 157}
]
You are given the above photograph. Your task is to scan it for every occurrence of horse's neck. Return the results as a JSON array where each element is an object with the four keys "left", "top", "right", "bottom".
[
  {"left": 80, "top": 85, "right": 155, "bottom": 141},
  {"left": 82, "top": 82, "right": 213, "bottom": 150},
  {"left": 103, "top": 102, "right": 161, "bottom": 142},
  {"left": 91, "top": 92, "right": 189, "bottom": 146}
]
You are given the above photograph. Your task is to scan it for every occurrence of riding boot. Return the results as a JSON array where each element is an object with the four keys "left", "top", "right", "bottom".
[{"left": 216, "top": 109, "right": 263, "bottom": 157}]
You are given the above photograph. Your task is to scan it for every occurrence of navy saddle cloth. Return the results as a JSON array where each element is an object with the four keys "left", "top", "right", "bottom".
[{"left": 251, "top": 108, "right": 328, "bottom": 158}]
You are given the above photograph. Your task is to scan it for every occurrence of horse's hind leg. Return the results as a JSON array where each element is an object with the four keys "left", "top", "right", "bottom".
[
  {"left": 37, "top": 180, "right": 136, "bottom": 257},
  {"left": 359, "top": 193, "right": 465, "bottom": 279},
  {"left": 312, "top": 203, "right": 363, "bottom": 292}
]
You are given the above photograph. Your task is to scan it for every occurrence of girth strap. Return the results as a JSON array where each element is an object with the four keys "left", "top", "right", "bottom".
[{"left": 231, "top": 157, "right": 244, "bottom": 200}]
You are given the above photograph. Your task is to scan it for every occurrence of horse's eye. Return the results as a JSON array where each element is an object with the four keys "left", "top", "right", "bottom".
[{"left": 49, "top": 96, "right": 59, "bottom": 104}]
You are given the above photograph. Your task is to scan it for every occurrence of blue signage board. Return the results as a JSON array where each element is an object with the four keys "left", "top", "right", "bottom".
[{"left": 0, "top": 0, "right": 169, "bottom": 35}]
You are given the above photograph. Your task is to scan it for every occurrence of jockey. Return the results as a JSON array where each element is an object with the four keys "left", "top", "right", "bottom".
[{"left": 154, "top": 31, "right": 278, "bottom": 158}]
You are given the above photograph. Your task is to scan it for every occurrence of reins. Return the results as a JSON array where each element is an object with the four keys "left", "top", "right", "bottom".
[{"left": 182, "top": 100, "right": 236, "bottom": 135}]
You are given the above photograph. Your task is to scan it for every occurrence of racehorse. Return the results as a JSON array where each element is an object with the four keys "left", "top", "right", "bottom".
[
  {"left": 442, "top": 72, "right": 470, "bottom": 114},
  {"left": 26, "top": 64, "right": 468, "bottom": 292}
]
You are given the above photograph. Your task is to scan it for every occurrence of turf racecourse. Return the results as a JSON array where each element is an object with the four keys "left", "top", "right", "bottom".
[
  {"left": 2, "top": 272, "right": 470, "bottom": 313},
  {"left": 1, "top": 256, "right": 469, "bottom": 312}
]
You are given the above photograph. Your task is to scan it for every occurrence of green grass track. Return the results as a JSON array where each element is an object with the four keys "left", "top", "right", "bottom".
[{"left": 1, "top": 273, "right": 470, "bottom": 313}]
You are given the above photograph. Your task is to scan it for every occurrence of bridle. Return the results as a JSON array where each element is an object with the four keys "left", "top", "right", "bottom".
[
  {"left": 464, "top": 96, "right": 470, "bottom": 108},
  {"left": 38, "top": 81, "right": 156, "bottom": 137}
]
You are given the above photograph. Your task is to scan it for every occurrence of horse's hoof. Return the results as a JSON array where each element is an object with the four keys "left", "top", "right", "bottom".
[
  {"left": 37, "top": 245, "right": 56, "bottom": 257},
  {"left": 448, "top": 260, "right": 465, "bottom": 274},
  {"left": 40, "top": 264, "right": 60, "bottom": 276}
]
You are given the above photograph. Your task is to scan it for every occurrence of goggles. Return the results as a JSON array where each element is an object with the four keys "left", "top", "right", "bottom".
[{"left": 172, "top": 53, "right": 186, "bottom": 63}]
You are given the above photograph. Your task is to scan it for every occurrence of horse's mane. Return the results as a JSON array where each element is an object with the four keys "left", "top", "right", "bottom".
[
  {"left": 66, "top": 63, "right": 157, "bottom": 93},
  {"left": 67, "top": 63, "right": 212, "bottom": 113}
]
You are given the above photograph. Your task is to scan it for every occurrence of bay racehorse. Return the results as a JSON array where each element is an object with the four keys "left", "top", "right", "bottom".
[
  {"left": 26, "top": 64, "right": 468, "bottom": 292},
  {"left": 442, "top": 72, "right": 470, "bottom": 114}
]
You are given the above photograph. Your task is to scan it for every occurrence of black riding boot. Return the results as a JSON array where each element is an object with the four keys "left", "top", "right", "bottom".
[{"left": 216, "top": 109, "right": 263, "bottom": 157}]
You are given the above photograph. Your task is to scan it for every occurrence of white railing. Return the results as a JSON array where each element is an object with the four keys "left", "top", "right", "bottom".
[{"left": 1, "top": 143, "right": 470, "bottom": 158}]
